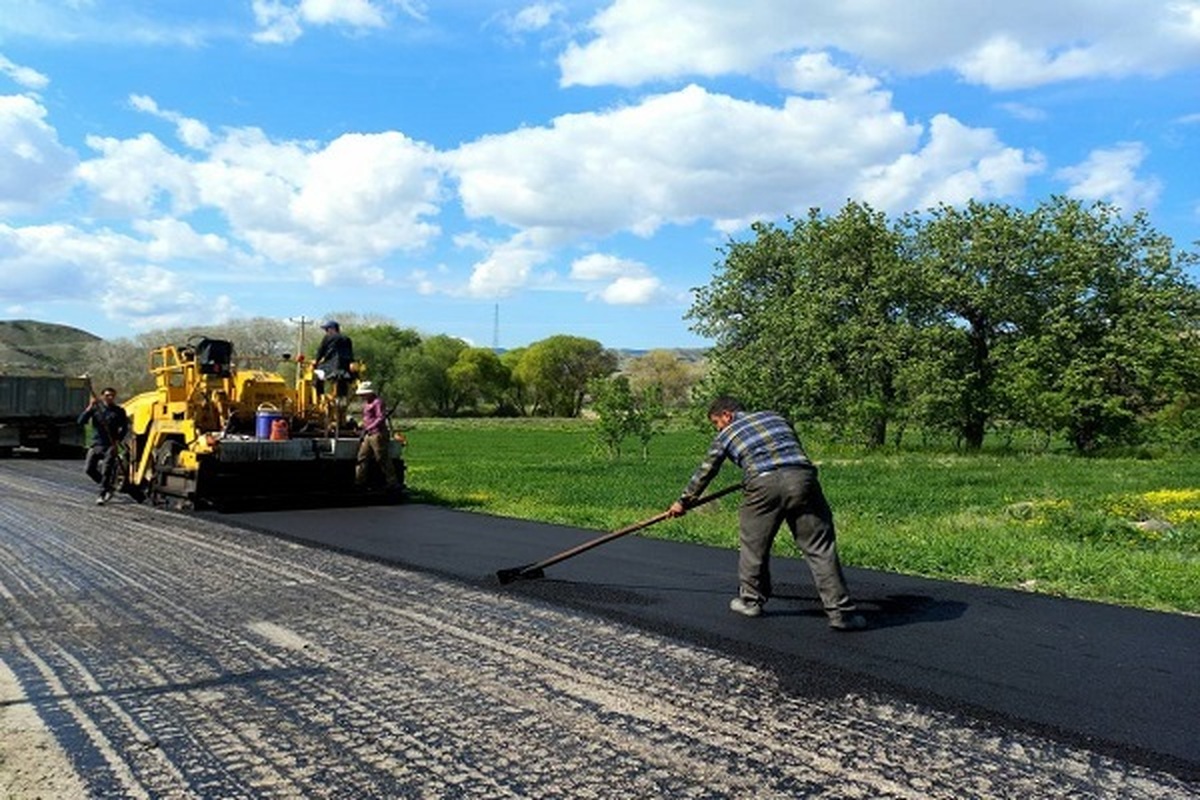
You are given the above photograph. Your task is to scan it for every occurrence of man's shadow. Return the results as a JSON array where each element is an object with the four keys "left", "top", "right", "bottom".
[
  {"left": 770, "top": 586, "right": 968, "bottom": 628},
  {"left": 511, "top": 575, "right": 967, "bottom": 630}
]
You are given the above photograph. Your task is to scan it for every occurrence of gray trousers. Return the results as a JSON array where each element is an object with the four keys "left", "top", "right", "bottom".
[{"left": 737, "top": 467, "right": 856, "bottom": 614}]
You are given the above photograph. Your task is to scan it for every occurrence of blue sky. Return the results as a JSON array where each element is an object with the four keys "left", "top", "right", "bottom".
[{"left": 1, "top": 1, "right": 1198, "bottom": 350}]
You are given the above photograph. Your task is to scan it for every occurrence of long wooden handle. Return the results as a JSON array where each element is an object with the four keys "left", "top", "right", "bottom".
[{"left": 522, "top": 482, "right": 742, "bottom": 573}]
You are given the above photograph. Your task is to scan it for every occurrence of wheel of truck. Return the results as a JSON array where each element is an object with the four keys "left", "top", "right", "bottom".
[
  {"left": 0, "top": 446, "right": 13, "bottom": 459},
  {"left": 154, "top": 440, "right": 184, "bottom": 470},
  {"left": 148, "top": 440, "right": 185, "bottom": 506}
]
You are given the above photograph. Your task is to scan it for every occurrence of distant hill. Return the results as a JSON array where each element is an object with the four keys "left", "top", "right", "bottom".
[
  {"left": 615, "top": 347, "right": 708, "bottom": 368},
  {"left": 0, "top": 319, "right": 101, "bottom": 375}
]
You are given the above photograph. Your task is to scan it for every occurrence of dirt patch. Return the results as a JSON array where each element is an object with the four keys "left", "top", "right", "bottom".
[{"left": 0, "top": 659, "right": 86, "bottom": 799}]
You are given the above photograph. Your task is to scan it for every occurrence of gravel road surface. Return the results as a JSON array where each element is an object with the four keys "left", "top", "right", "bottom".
[{"left": 1, "top": 458, "right": 1197, "bottom": 798}]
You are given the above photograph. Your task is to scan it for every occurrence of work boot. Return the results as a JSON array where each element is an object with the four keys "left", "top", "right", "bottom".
[
  {"left": 828, "top": 611, "right": 867, "bottom": 631},
  {"left": 96, "top": 491, "right": 111, "bottom": 505},
  {"left": 729, "top": 597, "right": 763, "bottom": 617}
]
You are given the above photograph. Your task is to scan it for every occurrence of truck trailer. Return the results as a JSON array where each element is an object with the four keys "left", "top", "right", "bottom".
[{"left": 0, "top": 374, "right": 89, "bottom": 457}]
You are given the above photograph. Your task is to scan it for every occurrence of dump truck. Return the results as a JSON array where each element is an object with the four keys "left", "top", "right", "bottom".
[
  {"left": 0, "top": 374, "right": 90, "bottom": 457},
  {"left": 123, "top": 337, "right": 405, "bottom": 510}
]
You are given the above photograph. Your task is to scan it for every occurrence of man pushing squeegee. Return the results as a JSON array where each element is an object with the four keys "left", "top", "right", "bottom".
[{"left": 498, "top": 396, "right": 867, "bottom": 631}]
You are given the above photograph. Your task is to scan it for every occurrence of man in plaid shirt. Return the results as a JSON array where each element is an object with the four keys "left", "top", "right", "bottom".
[{"left": 668, "top": 396, "right": 865, "bottom": 630}]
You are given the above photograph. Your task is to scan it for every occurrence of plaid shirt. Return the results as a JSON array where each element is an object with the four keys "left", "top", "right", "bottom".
[{"left": 680, "top": 410, "right": 812, "bottom": 502}]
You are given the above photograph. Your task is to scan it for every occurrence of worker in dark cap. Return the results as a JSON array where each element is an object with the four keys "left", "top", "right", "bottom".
[{"left": 313, "top": 320, "right": 355, "bottom": 400}]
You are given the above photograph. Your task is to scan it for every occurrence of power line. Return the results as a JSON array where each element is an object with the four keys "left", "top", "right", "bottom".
[{"left": 288, "top": 316, "right": 315, "bottom": 359}]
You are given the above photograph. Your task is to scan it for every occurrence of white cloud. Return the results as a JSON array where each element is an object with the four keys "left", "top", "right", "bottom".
[
  {"left": 449, "top": 72, "right": 1040, "bottom": 254},
  {"left": 777, "top": 52, "right": 880, "bottom": 96},
  {"left": 559, "top": 0, "right": 1200, "bottom": 90},
  {"left": 0, "top": 220, "right": 242, "bottom": 329},
  {"left": 0, "top": 5, "right": 216, "bottom": 47},
  {"left": 131, "top": 218, "right": 231, "bottom": 263},
  {"left": 252, "top": 0, "right": 426, "bottom": 44},
  {"left": 999, "top": 102, "right": 1048, "bottom": 122},
  {"left": 465, "top": 231, "right": 552, "bottom": 297},
  {"left": 569, "top": 253, "right": 665, "bottom": 305},
  {"left": 0, "top": 94, "right": 78, "bottom": 214},
  {"left": 77, "top": 132, "right": 198, "bottom": 216},
  {"left": 569, "top": 252, "right": 637, "bottom": 281},
  {"left": 290, "top": 131, "right": 443, "bottom": 261},
  {"left": 954, "top": 35, "right": 1107, "bottom": 90},
  {"left": 311, "top": 264, "right": 386, "bottom": 287},
  {"left": 0, "top": 54, "right": 50, "bottom": 90},
  {"left": 506, "top": 3, "right": 565, "bottom": 34},
  {"left": 130, "top": 94, "right": 213, "bottom": 149},
  {"left": 252, "top": 1, "right": 304, "bottom": 44},
  {"left": 0, "top": 223, "right": 102, "bottom": 303},
  {"left": 13, "top": 94, "right": 448, "bottom": 323},
  {"left": 857, "top": 114, "right": 1045, "bottom": 211},
  {"left": 1056, "top": 142, "right": 1162, "bottom": 213},
  {"left": 597, "top": 275, "right": 663, "bottom": 305},
  {"left": 76, "top": 102, "right": 447, "bottom": 277},
  {"left": 101, "top": 264, "right": 240, "bottom": 331},
  {"left": 450, "top": 81, "right": 915, "bottom": 239}
]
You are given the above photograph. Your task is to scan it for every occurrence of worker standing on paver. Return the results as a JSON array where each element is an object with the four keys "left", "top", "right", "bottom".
[
  {"left": 313, "top": 320, "right": 355, "bottom": 399},
  {"left": 667, "top": 396, "right": 866, "bottom": 630}
]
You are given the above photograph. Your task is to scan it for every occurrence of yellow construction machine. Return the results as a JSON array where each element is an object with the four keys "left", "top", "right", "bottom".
[{"left": 122, "top": 337, "right": 404, "bottom": 510}]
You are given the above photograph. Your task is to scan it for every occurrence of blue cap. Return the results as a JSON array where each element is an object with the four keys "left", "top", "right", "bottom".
[{"left": 320, "top": 320, "right": 339, "bottom": 330}]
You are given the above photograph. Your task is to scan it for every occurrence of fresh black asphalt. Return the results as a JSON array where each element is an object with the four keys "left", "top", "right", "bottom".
[{"left": 221, "top": 502, "right": 1200, "bottom": 781}]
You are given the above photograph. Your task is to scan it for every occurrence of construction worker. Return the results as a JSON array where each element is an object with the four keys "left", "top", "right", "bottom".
[
  {"left": 354, "top": 382, "right": 400, "bottom": 491},
  {"left": 313, "top": 320, "right": 354, "bottom": 399},
  {"left": 667, "top": 395, "right": 866, "bottom": 630},
  {"left": 78, "top": 386, "right": 129, "bottom": 505}
]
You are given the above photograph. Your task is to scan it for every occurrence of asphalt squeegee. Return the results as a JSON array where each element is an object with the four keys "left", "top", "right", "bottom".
[{"left": 496, "top": 483, "right": 742, "bottom": 585}]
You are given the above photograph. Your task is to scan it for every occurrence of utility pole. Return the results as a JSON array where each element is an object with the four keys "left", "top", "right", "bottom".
[
  {"left": 492, "top": 303, "right": 500, "bottom": 352},
  {"left": 288, "top": 316, "right": 314, "bottom": 391}
]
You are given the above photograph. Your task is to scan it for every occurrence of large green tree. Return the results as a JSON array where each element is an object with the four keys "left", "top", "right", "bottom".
[
  {"left": 624, "top": 349, "right": 704, "bottom": 410},
  {"left": 1005, "top": 199, "right": 1200, "bottom": 450},
  {"left": 349, "top": 323, "right": 423, "bottom": 409},
  {"left": 448, "top": 347, "right": 511, "bottom": 414},
  {"left": 690, "top": 202, "right": 915, "bottom": 447},
  {"left": 513, "top": 335, "right": 617, "bottom": 417},
  {"left": 395, "top": 335, "right": 470, "bottom": 416},
  {"left": 904, "top": 200, "right": 1043, "bottom": 449}
]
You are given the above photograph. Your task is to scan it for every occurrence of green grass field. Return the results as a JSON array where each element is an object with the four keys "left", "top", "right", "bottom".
[{"left": 400, "top": 418, "right": 1200, "bottom": 614}]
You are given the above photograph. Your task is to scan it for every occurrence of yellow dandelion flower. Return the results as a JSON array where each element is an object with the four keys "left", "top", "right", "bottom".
[{"left": 1140, "top": 489, "right": 1200, "bottom": 506}]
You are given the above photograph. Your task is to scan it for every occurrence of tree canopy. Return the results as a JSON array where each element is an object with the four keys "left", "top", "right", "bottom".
[
  {"left": 512, "top": 335, "right": 618, "bottom": 417},
  {"left": 689, "top": 197, "right": 1200, "bottom": 451}
]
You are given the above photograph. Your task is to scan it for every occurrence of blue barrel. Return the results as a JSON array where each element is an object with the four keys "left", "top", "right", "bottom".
[{"left": 255, "top": 405, "right": 283, "bottom": 439}]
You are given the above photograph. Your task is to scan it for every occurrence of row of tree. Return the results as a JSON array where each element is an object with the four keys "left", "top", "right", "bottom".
[
  {"left": 355, "top": 330, "right": 618, "bottom": 417},
  {"left": 73, "top": 315, "right": 704, "bottom": 422},
  {"left": 688, "top": 197, "right": 1200, "bottom": 451}
]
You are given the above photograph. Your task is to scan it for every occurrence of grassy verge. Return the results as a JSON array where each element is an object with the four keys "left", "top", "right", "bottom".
[{"left": 401, "top": 418, "right": 1200, "bottom": 614}]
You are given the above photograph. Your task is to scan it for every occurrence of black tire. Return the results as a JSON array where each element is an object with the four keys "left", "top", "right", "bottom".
[
  {"left": 154, "top": 439, "right": 185, "bottom": 470},
  {"left": 148, "top": 439, "right": 187, "bottom": 507}
]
